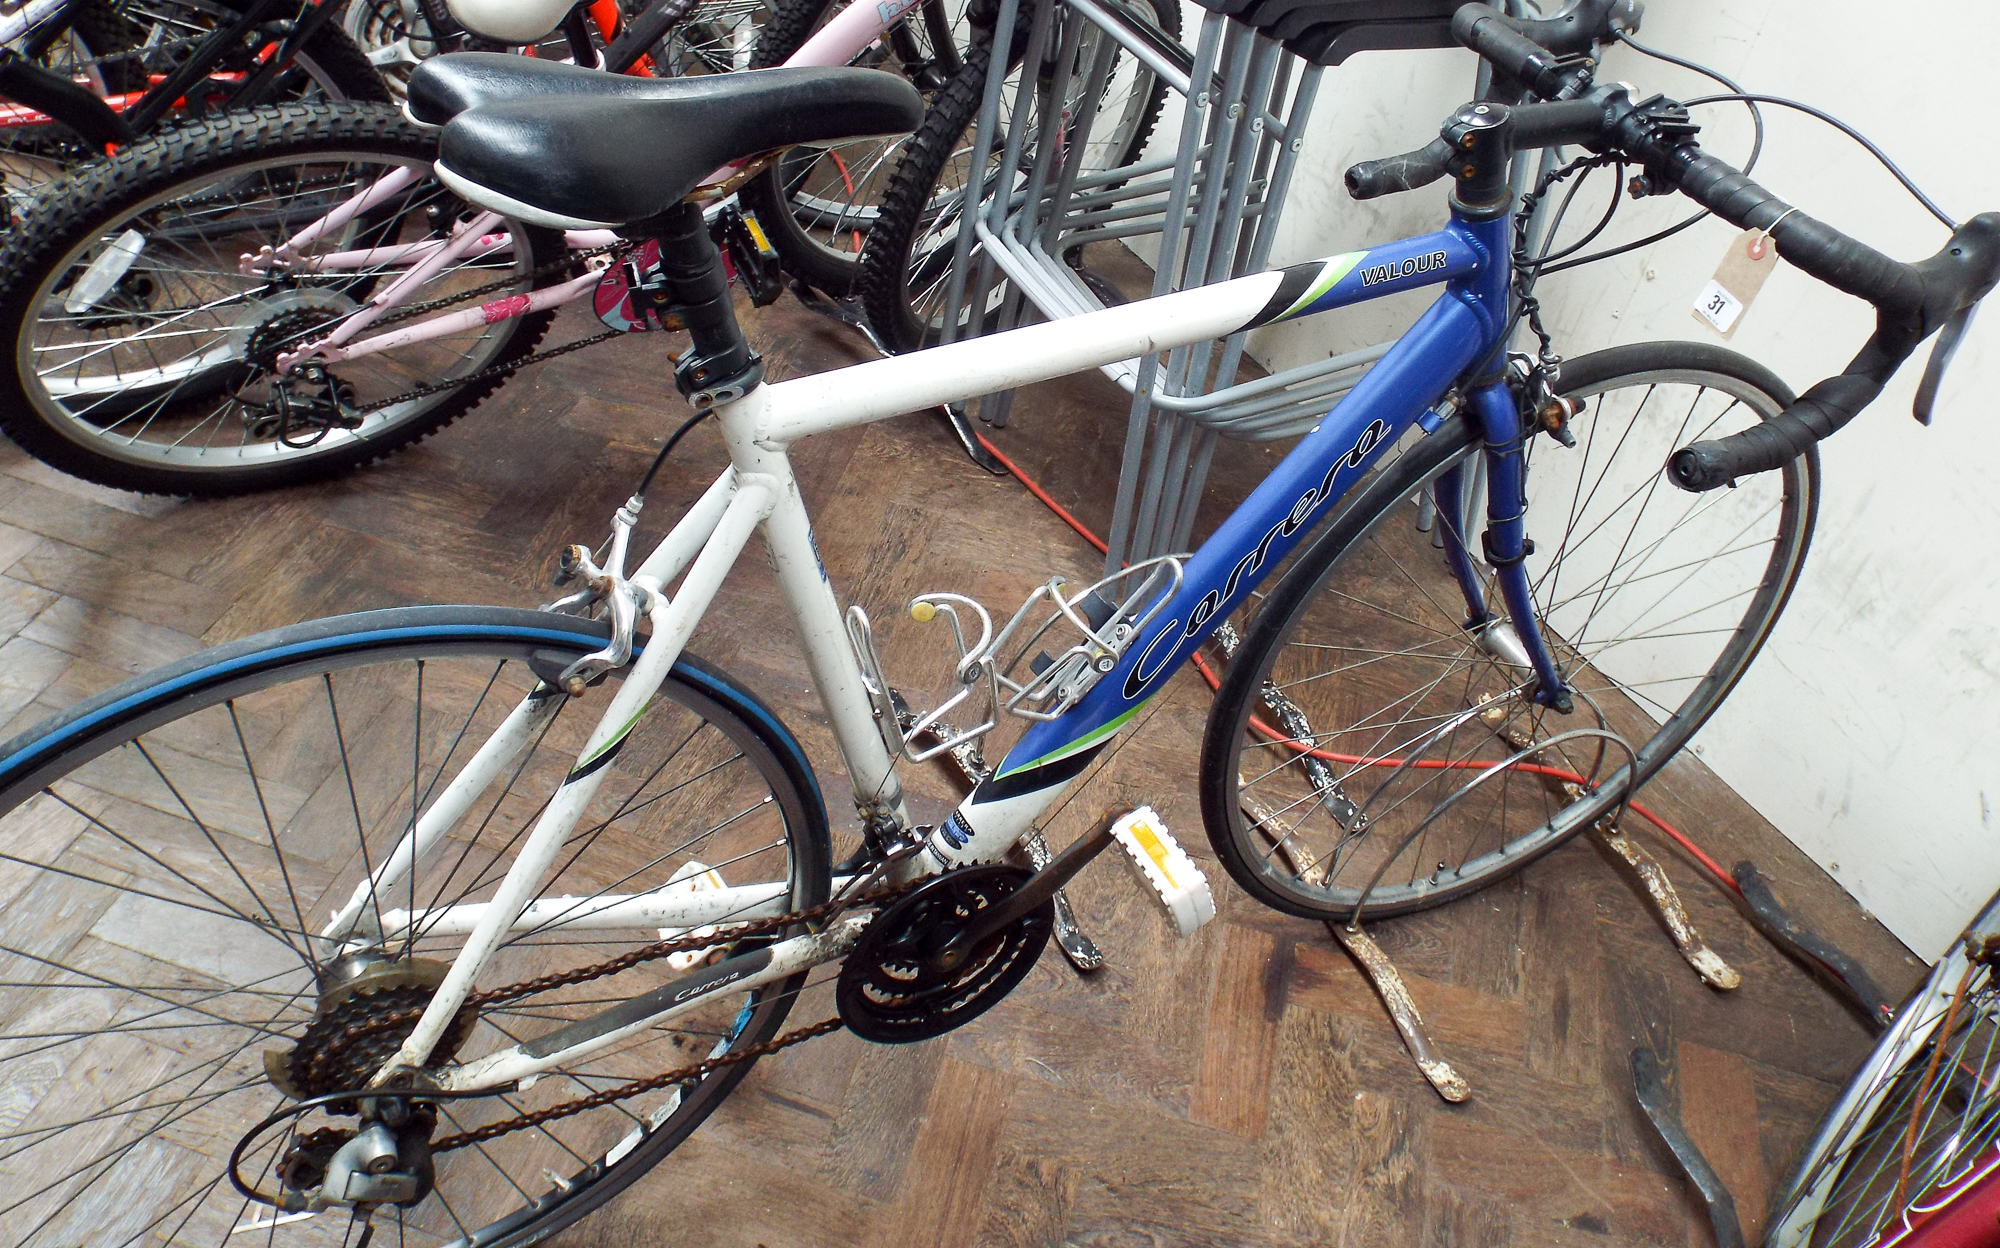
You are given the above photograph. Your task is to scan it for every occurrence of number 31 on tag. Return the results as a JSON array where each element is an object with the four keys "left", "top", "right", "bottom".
[{"left": 1692, "top": 228, "right": 1779, "bottom": 337}]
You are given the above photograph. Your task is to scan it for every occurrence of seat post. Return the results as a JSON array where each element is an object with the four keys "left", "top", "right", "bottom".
[{"left": 630, "top": 200, "right": 763, "bottom": 408}]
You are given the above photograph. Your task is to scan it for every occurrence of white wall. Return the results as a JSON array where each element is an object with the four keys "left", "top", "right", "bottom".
[{"left": 1160, "top": 0, "right": 1999, "bottom": 958}]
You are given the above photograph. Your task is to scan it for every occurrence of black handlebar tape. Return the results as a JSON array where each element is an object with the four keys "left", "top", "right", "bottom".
[
  {"left": 1667, "top": 150, "right": 1923, "bottom": 313},
  {"left": 1345, "top": 137, "right": 1455, "bottom": 200},
  {"left": 1452, "top": 4, "right": 1567, "bottom": 89},
  {"left": 1669, "top": 371, "right": 1881, "bottom": 491}
]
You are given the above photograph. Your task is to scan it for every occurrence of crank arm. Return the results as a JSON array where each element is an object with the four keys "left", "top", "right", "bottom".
[
  {"left": 1021, "top": 829, "right": 1104, "bottom": 972},
  {"left": 960, "top": 811, "right": 1123, "bottom": 950},
  {"left": 894, "top": 692, "right": 1104, "bottom": 972}
]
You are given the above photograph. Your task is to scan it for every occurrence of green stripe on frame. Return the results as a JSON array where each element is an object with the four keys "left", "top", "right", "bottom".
[
  {"left": 995, "top": 695, "right": 1153, "bottom": 779},
  {"left": 1278, "top": 251, "right": 1366, "bottom": 322}
]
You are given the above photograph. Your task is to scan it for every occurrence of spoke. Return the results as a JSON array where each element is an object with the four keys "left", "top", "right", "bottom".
[
  {"left": 324, "top": 674, "right": 386, "bottom": 938},
  {"left": 229, "top": 702, "right": 320, "bottom": 975}
]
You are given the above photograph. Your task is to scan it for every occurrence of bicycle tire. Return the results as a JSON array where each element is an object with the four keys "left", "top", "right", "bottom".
[
  {"left": 1764, "top": 897, "right": 2000, "bottom": 1247},
  {"left": 1199, "top": 341, "right": 1819, "bottom": 920},
  {"left": 855, "top": 0, "right": 1176, "bottom": 353},
  {"left": 0, "top": 103, "right": 562, "bottom": 496},
  {"left": 734, "top": 0, "right": 970, "bottom": 295},
  {"left": 0, "top": 604, "right": 831, "bottom": 1248},
  {"left": 0, "top": 0, "right": 388, "bottom": 181}
]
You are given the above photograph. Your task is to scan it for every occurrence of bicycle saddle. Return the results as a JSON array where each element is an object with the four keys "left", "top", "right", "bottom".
[{"left": 425, "top": 57, "right": 923, "bottom": 228}]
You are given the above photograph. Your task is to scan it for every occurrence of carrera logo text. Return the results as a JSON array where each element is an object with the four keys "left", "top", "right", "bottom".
[
  {"left": 1122, "top": 417, "right": 1391, "bottom": 700},
  {"left": 1359, "top": 250, "right": 1448, "bottom": 287},
  {"left": 675, "top": 967, "right": 747, "bottom": 1004}
]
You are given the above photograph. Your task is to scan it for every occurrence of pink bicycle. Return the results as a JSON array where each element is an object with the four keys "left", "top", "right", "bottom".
[{"left": 0, "top": 0, "right": 1170, "bottom": 493}]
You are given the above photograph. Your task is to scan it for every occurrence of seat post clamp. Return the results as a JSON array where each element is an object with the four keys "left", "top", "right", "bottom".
[{"left": 675, "top": 352, "right": 764, "bottom": 409}]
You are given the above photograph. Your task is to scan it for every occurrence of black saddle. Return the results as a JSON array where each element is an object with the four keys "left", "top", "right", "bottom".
[{"left": 417, "top": 55, "right": 923, "bottom": 228}]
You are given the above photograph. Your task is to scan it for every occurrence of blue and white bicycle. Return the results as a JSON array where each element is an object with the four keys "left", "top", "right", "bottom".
[{"left": 0, "top": 6, "right": 1990, "bottom": 1245}]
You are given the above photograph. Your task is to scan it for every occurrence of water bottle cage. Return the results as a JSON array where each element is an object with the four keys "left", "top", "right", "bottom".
[{"left": 845, "top": 555, "right": 1188, "bottom": 765}]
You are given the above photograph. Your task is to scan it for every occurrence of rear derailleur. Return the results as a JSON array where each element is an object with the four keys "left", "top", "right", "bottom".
[
  {"left": 242, "top": 362, "right": 363, "bottom": 447},
  {"left": 273, "top": 1096, "right": 438, "bottom": 1217}
]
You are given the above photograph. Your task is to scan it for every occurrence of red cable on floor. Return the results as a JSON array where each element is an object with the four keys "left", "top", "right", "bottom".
[{"left": 971, "top": 428, "right": 1743, "bottom": 897}]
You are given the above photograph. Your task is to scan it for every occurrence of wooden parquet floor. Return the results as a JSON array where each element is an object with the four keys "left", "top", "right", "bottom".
[{"left": 0, "top": 279, "right": 1923, "bottom": 1248}]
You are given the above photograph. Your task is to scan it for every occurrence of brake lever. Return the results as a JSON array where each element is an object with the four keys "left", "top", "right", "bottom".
[{"left": 1913, "top": 301, "right": 1980, "bottom": 425}]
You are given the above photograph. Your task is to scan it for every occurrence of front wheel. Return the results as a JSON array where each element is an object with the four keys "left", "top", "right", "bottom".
[
  {"left": 0, "top": 103, "right": 563, "bottom": 496},
  {"left": 1200, "top": 342, "right": 1819, "bottom": 921},
  {"left": 0, "top": 605, "right": 831, "bottom": 1248}
]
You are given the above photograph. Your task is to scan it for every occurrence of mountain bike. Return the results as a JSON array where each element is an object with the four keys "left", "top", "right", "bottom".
[
  {"left": 0, "top": 6, "right": 1991, "bottom": 1244},
  {"left": 0, "top": 0, "right": 389, "bottom": 207}
]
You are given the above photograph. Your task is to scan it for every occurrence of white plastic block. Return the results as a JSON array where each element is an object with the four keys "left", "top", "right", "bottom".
[{"left": 657, "top": 860, "right": 727, "bottom": 970}]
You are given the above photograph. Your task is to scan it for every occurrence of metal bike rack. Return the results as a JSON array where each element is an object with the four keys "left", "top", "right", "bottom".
[{"left": 933, "top": 0, "right": 1477, "bottom": 572}]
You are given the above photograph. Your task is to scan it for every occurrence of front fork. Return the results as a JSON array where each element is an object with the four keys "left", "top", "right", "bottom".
[{"left": 1432, "top": 379, "right": 1571, "bottom": 711}]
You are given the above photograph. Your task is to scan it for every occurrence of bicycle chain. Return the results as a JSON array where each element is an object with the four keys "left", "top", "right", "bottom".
[
  {"left": 312, "top": 876, "right": 923, "bottom": 1151},
  {"left": 316, "top": 241, "right": 637, "bottom": 416}
]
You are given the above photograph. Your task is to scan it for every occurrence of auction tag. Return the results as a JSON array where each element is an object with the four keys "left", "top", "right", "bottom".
[{"left": 1691, "top": 228, "right": 1780, "bottom": 337}]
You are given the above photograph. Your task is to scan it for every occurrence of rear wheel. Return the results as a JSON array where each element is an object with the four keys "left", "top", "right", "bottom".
[
  {"left": 1200, "top": 342, "right": 1819, "bottom": 920},
  {"left": 855, "top": 0, "right": 1176, "bottom": 351},
  {"left": 0, "top": 605, "right": 832, "bottom": 1248},
  {"left": 0, "top": 103, "right": 563, "bottom": 495},
  {"left": 0, "top": 0, "right": 389, "bottom": 205},
  {"left": 737, "top": 0, "right": 979, "bottom": 295}
]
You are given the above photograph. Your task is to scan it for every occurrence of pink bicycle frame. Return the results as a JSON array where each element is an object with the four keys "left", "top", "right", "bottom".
[{"left": 252, "top": 0, "right": 934, "bottom": 369}]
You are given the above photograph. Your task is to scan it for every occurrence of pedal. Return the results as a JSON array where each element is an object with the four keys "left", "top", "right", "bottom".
[
  {"left": 1110, "top": 807, "right": 1215, "bottom": 938},
  {"left": 713, "top": 205, "right": 785, "bottom": 308},
  {"left": 655, "top": 861, "right": 728, "bottom": 970}
]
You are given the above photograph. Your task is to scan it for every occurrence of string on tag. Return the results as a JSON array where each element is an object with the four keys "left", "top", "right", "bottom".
[{"left": 1749, "top": 207, "right": 1800, "bottom": 260}]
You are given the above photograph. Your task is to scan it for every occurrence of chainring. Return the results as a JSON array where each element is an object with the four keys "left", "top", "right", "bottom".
[{"left": 837, "top": 865, "right": 1053, "bottom": 1043}]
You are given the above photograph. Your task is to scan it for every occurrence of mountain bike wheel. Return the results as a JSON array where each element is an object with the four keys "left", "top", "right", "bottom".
[
  {"left": 0, "top": 605, "right": 832, "bottom": 1248},
  {"left": 0, "top": 0, "right": 388, "bottom": 203},
  {"left": 856, "top": 0, "right": 1176, "bottom": 352},
  {"left": 0, "top": 103, "right": 563, "bottom": 496},
  {"left": 1199, "top": 342, "right": 1819, "bottom": 920},
  {"left": 734, "top": 0, "right": 976, "bottom": 295},
  {"left": 1765, "top": 910, "right": 2000, "bottom": 1247}
]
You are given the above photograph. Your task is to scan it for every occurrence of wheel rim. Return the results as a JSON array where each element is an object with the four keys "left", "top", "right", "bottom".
[
  {"left": 1779, "top": 959, "right": 2000, "bottom": 1247},
  {"left": 0, "top": 624, "right": 823, "bottom": 1246},
  {"left": 15, "top": 150, "right": 540, "bottom": 475},
  {"left": 1225, "top": 362, "right": 1813, "bottom": 915}
]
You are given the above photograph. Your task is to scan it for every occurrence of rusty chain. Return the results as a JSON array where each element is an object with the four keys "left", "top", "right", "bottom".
[
  {"left": 309, "top": 876, "right": 924, "bottom": 1152},
  {"left": 431, "top": 1017, "right": 848, "bottom": 1152}
]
